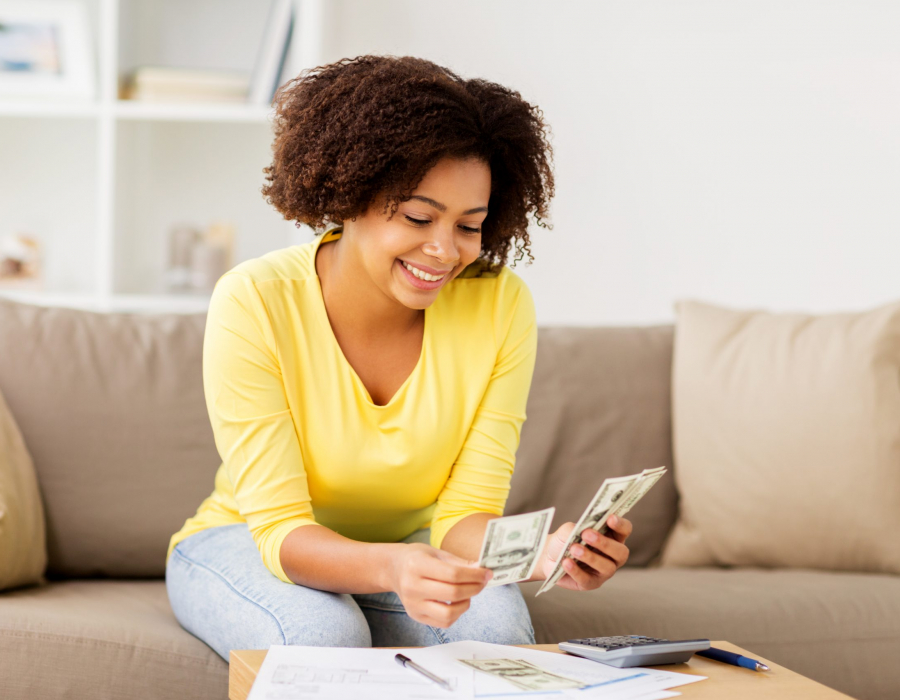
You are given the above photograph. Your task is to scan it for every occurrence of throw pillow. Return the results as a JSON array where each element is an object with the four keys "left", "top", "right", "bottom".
[
  {"left": 0, "top": 384, "right": 47, "bottom": 590},
  {"left": 661, "top": 298, "right": 900, "bottom": 574}
]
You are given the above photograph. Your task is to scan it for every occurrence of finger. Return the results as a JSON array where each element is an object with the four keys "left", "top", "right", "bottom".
[
  {"left": 432, "top": 548, "right": 494, "bottom": 582},
  {"left": 432, "top": 547, "right": 477, "bottom": 567},
  {"left": 418, "top": 553, "right": 491, "bottom": 586},
  {"left": 604, "top": 514, "right": 633, "bottom": 543},
  {"left": 418, "top": 578, "right": 486, "bottom": 604},
  {"left": 580, "top": 529, "right": 630, "bottom": 566},
  {"left": 579, "top": 528, "right": 626, "bottom": 563},
  {"left": 411, "top": 610, "right": 455, "bottom": 629},
  {"left": 418, "top": 612, "right": 463, "bottom": 630},
  {"left": 420, "top": 599, "right": 470, "bottom": 628},
  {"left": 560, "top": 556, "right": 594, "bottom": 590},
  {"left": 557, "top": 571, "right": 606, "bottom": 592},
  {"left": 570, "top": 543, "right": 619, "bottom": 578}
]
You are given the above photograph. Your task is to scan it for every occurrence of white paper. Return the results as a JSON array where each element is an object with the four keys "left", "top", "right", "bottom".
[
  {"left": 246, "top": 642, "right": 704, "bottom": 700},
  {"left": 246, "top": 645, "right": 474, "bottom": 699}
]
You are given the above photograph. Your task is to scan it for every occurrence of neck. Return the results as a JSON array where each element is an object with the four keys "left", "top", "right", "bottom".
[{"left": 318, "top": 232, "right": 422, "bottom": 343}]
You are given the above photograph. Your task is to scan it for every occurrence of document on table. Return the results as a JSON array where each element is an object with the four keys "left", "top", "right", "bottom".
[
  {"left": 246, "top": 641, "right": 705, "bottom": 700},
  {"left": 246, "top": 645, "right": 472, "bottom": 699}
]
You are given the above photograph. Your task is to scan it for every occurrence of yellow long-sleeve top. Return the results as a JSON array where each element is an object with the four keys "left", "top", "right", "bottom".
[{"left": 167, "top": 226, "right": 538, "bottom": 584}]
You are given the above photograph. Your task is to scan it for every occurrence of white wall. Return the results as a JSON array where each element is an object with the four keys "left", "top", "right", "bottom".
[
  {"left": 0, "top": 118, "right": 99, "bottom": 294},
  {"left": 319, "top": 0, "right": 900, "bottom": 326}
]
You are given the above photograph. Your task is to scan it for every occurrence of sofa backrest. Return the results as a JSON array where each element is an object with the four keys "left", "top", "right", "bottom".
[
  {"left": 0, "top": 300, "right": 221, "bottom": 579},
  {"left": 507, "top": 325, "right": 678, "bottom": 566},
  {"left": 0, "top": 299, "right": 678, "bottom": 578}
]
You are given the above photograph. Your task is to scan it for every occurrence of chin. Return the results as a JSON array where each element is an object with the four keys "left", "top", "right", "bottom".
[{"left": 398, "top": 295, "right": 432, "bottom": 310}]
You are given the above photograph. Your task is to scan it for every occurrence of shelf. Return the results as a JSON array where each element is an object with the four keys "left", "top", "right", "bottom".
[
  {"left": 0, "top": 100, "right": 276, "bottom": 124},
  {"left": 0, "top": 0, "right": 320, "bottom": 308},
  {"left": 113, "top": 100, "right": 276, "bottom": 124},
  {"left": 0, "top": 100, "right": 100, "bottom": 119},
  {"left": 0, "top": 288, "right": 211, "bottom": 314}
]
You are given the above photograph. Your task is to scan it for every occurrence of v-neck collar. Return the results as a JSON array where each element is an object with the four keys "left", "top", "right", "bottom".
[{"left": 310, "top": 226, "right": 430, "bottom": 410}]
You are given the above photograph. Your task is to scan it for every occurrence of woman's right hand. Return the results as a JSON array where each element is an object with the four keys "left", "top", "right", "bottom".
[{"left": 388, "top": 543, "right": 493, "bottom": 628}]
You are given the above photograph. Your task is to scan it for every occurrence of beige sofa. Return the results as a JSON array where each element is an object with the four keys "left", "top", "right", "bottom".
[{"left": 0, "top": 298, "right": 897, "bottom": 700}]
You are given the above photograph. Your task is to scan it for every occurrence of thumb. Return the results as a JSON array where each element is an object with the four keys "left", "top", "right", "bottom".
[
  {"left": 554, "top": 525, "right": 572, "bottom": 544},
  {"left": 433, "top": 547, "right": 479, "bottom": 567},
  {"left": 547, "top": 524, "right": 574, "bottom": 557}
]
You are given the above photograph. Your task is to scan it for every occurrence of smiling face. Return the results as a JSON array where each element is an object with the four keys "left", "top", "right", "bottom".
[{"left": 342, "top": 156, "right": 491, "bottom": 311}]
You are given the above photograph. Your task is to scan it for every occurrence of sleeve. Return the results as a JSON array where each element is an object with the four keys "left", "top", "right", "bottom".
[
  {"left": 429, "top": 271, "right": 539, "bottom": 549},
  {"left": 202, "top": 271, "right": 318, "bottom": 584}
]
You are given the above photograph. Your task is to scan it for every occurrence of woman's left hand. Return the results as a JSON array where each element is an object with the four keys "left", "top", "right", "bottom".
[{"left": 536, "top": 514, "right": 633, "bottom": 591}]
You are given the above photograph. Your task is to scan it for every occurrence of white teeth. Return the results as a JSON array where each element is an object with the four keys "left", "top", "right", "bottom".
[{"left": 401, "top": 260, "right": 445, "bottom": 282}]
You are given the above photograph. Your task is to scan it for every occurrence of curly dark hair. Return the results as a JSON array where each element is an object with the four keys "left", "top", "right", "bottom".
[{"left": 260, "top": 55, "right": 555, "bottom": 272}]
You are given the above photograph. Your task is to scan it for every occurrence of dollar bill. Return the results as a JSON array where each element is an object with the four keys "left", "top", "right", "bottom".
[
  {"left": 477, "top": 507, "right": 555, "bottom": 587},
  {"left": 458, "top": 658, "right": 586, "bottom": 691},
  {"left": 535, "top": 467, "right": 667, "bottom": 596}
]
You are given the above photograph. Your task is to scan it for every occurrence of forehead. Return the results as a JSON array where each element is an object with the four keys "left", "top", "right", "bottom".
[{"left": 412, "top": 157, "right": 491, "bottom": 202}]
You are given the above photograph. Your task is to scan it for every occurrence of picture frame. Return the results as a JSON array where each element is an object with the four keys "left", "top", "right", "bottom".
[{"left": 0, "top": 0, "right": 95, "bottom": 101}]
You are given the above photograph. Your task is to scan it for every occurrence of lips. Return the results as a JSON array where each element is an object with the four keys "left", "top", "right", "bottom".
[
  {"left": 399, "top": 260, "right": 452, "bottom": 276},
  {"left": 397, "top": 259, "right": 448, "bottom": 290}
]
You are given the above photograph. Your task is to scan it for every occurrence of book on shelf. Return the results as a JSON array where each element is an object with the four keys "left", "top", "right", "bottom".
[
  {"left": 119, "top": 0, "right": 295, "bottom": 106},
  {"left": 248, "top": 0, "right": 295, "bottom": 105},
  {"left": 120, "top": 66, "right": 250, "bottom": 103}
]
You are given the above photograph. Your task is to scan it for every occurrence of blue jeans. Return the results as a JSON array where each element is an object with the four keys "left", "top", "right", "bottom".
[{"left": 166, "top": 523, "right": 535, "bottom": 662}]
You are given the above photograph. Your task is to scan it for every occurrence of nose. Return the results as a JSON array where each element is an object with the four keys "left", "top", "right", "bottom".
[{"left": 421, "top": 225, "right": 460, "bottom": 266}]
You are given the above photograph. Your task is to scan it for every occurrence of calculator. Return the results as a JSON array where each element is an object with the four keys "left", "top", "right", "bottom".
[{"left": 559, "top": 635, "right": 711, "bottom": 668}]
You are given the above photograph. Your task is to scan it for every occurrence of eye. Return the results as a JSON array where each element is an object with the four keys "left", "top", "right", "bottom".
[{"left": 404, "top": 215, "right": 482, "bottom": 236}]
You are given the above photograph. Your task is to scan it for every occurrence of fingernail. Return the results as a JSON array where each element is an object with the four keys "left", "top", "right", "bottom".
[
  {"left": 485, "top": 571, "right": 493, "bottom": 581},
  {"left": 571, "top": 545, "right": 584, "bottom": 556},
  {"left": 583, "top": 530, "right": 597, "bottom": 542},
  {"left": 563, "top": 558, "right": 574, "bottom": 570},
  {"left": 609, "top": 515, "right": 618, "bottom": 526}
]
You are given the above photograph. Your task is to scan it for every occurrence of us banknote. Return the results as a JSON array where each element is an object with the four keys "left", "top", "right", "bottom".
[
  {"left": 477, "top": 507, "right": 555, "bottom": 587},
  {"left": 535, "top": 467, "right": 667, "bottom": 596},
  {"left": 458, "top": 658, "right": 586, "bottom": 691}
]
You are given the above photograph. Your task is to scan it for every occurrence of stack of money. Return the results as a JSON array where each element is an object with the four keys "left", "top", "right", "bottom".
[
  {"left": 474, "top": 468, "right": 667, "bottom": 596},
  {"left": 476, "top": 507, "right": 555, "bottom": 587},
  {"left": 535, "top": 467, "right": 667, "bottom": 596},
  {"left": 459, "top": 658, "right": 586, "bottom": 691}
]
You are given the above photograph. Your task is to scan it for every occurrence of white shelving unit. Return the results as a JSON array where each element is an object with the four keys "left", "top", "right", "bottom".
[{"left": 0, "top": 0, "right": 324, "bottom": 312}]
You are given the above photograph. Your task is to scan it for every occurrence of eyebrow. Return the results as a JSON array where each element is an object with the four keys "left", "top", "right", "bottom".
[{"left": 408, "top": 195, "right": 488, "bottom": 215}]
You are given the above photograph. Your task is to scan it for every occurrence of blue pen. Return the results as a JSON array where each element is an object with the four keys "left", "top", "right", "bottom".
[{"left": 696, "top": 647, "right": 770, "bottom": 672}]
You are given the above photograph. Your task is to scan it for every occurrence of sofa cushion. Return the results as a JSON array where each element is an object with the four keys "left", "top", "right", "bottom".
[
  {"left": 0, "top": 385, "right": 47, "bottom": 591},
  {"left": 521, "top": 568, "right": 900, "bottom": 700},
  {"left": 662, "top": 299, "right": 900, "bottom": 574},
  {"left": 508, "top": 325, "right": 678, "bottom": 566},
  {"left": 0, "top": 299, "right": 220, "bottom": 578},
  {"left": 0, "top": 580, "right": 226, "bottom": 700}
]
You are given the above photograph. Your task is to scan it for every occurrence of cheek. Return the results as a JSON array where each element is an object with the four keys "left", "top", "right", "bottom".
[
  {"left": 466, "top": 236, "right": 483, "bottom": 259},
  {"left": 387, "top": 257, "right": 401, "bottom": 282}
]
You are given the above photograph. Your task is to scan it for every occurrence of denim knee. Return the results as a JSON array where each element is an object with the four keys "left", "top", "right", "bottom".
[
  {"left": 278, "top": 591, "right": 373, "bottom": 647},
  {"left": 166, "top": 525, "right": 375, "bottom": 657},
  {"left": 166, "top": 548, "right": 287, "bottom": 661}
]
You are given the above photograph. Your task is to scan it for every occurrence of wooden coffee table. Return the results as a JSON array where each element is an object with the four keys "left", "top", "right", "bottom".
[{"left": 228, "top": 641, "right": 854, "bottom": 700}]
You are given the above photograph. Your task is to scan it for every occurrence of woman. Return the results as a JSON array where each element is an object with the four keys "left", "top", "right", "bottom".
[{"left": 165, "top": 55, "right": 633, "bottom": 661}]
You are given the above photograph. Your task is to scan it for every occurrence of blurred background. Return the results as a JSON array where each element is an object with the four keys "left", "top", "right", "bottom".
[{"left": 0, "top": 0, "right": 897, "bottom": 324}]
